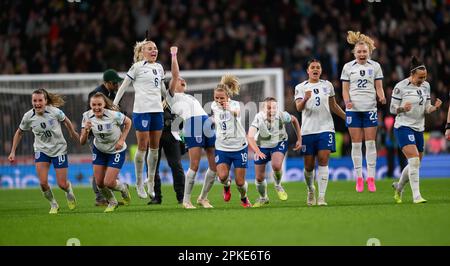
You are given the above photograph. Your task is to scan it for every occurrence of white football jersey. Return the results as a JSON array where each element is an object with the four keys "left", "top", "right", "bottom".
[
  {"left": 19, "top": 106, "right": 68, "bottom": 157},
  {"left": 391, "top": 78, "right": 430, "bottom": 132},
  {"left": 294, "top": 79, "right": 336, "bottom": 135},
  {"left": 211, "top": 100, "right": 247, "bottom": 151},
  {"left": 126, "top": 60, "right": 165, "bottom": 113},
  {"left": 165, "top": 91, "right": 207, "bottom": 120},
  {"left": 250, "top": 111, "right": 291, "bottom": 148},
  {"left": 340, "top": 59, "right": 383, "bottom": 112},
  {"left": 82, "top": 109, "right": 127, "bottom": 153}
]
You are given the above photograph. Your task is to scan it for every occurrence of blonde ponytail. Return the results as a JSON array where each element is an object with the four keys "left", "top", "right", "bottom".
[
  {"left": 133, "top": 39, "right": 154, "bottom": 63},
  {"left": 347, "top": 31, "right": 376, "bottom": 54},
  {"left": 217, "top": 74, "right": 240, "bottom": 97}
]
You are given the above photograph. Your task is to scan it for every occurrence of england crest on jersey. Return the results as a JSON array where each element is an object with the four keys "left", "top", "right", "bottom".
[
  {"left": 142, "top": 120, "right": 148, "bottom": 128},
  {"left": 35, "top": 152, "right": 41, "bottom": 159},
  {"left": 92, "top": 153, "right": 97, "bottom": 161},
  {"left": 368, "top": 69, "right": 373, "bottom": 76},
  {"left": 408, "top": 134, "right": 415, "bottom": 142},
  {"left": 195, "top": 136, "right": 202, "bottom": 143},
  {"left": 301, "top": 145, "right": 306, "bottom": 153},
  {"left": 347, "top": 116, "right": 352, "bottom": 124}
]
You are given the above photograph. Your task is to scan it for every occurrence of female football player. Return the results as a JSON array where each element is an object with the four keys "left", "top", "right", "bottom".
[
  {"left": 296, "top": 59, "right": 346, "bottom": 206},
  {"left": 390, "top": 56, "right": 442, "bottom": 204},
  {"left": 113, "top": 39, "right": 165, "bottom": 200},
  {"left": 247, "top": 97, "right": 301, "bottom": 207},
  {"left": 340, "top": 31, "right": 386, "bottom": 193},
  {"left": 165, "top": 46, "right": 217, "bottom": 209},
  {"left": 212, "top": 75, "right": 252, "bottom": 208},
  {"left": 9, "top": 89, "right": 79, "bottom": 214},
  {"left": 80, "top": 92, "right": 132, "bottom": 212}
]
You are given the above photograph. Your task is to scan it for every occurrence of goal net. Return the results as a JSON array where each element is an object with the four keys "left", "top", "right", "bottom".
[{"left": 0, "top": 68, "right": 285, "bottom": 188}]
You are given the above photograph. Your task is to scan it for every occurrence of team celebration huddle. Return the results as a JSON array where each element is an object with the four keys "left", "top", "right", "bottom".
[{"left": 7, "top": 31, "right": 443, "bottom": 214}]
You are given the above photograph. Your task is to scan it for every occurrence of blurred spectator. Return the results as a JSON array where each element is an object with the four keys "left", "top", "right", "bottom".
[{"left": 0, "top": 0, "right": 449, "bottom": 156}]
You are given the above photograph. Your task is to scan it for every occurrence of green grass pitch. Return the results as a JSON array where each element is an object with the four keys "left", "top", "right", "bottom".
[{"left": 1, "top": 179, "right": 449, "bottom": 246}]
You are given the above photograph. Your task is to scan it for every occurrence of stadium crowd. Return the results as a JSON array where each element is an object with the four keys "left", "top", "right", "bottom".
[{"left": 1, "top": 0, "right": 449, "bottom": 156}]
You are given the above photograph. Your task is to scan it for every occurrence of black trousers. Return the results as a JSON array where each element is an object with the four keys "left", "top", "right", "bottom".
[{"left": 153, "top": 130, "right": 185, "bottom": 202}]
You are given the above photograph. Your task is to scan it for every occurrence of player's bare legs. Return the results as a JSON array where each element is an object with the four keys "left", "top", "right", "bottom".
[
  {"left": 55, "top": 167, "right": 76, "bottom": 210},
  {"left": 271, "top": 152, "right": 288, "bottom": 200},
  {"left": 253, "top": 164, "right": 269, "bottom": 207},
  {"left": 94, "top": 165, "right": 117, "bottom": 212},
  {"left": 104, "top": 167, "right": 130, "bottom": 206},
  {"left": 303, "top": 155, "right": 316, "bottom": 205},
  {"left": 234, "top": 168, "right": 251, "bottom": 207},
  {"left": 37, "top": 162, "right": 59, "bottom": 213},
  {"left": 218, "top": 163, "right": 232, "bottom": 202}
]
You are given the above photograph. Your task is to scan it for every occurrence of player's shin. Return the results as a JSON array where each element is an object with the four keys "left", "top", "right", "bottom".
[
  {"left": 237, "top": 181, "right": 248, "bottom": 199},
  {"left": 304, "top": 169, "right": 315, "bottom": 191},
  {"left": 408, "top": 157, "right": 422, "bottom": 200},
  {"left": 134, "top": 149, "right": 146, "bottom": 185},
  {"left": 146, "top": 148, "right": 159, "bottom": 198},
  {"left": 255, "top": 179, "right": 267, "bottom": 199},
  {"left": 351, "top": 142, "right": 363, "bottom": 178},
  {"left": 365, "top": 140, "right": 377, "bottom": 178},
  {"left": 199, "top": 168, "right": 216, "bottom": 200},
  {"left": 317, "top": 166, "right": 329, "bottom": 198},
  {"left": 183, "top": 168, "right": 197, "bottom": 203}
]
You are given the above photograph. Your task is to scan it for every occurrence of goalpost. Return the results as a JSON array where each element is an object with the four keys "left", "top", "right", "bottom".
[{"left": 0, "top": 68, "right": 286, "bottom": 187}]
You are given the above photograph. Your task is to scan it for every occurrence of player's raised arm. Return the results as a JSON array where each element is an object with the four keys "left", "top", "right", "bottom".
[
  {"left": 8, "top": 128, "right": 23, "bottom": 162},
  {"left": 169, "top": 46, "right": 179, "bottom": 96}
]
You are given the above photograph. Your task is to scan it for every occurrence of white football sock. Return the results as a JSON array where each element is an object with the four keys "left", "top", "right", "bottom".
[
  {"left": 42, "top": 188, "right": 57, "bottom": 205},
  {"left": 351, "top": 142, "right": 363, "bottom": 178},
  {"left": 273, "top": 170, "right": 282, "bottom": 186},
  {"left": 237, "top": 181, "right": 248, "bottom": 199},
  {"left": 134, "top": 149, "right": 146, "bottom": 185},
  {"left": 111, "top": 179, "right": 126, "bottom": 192},
  {"left": 408, "top": 157, "right": 421, "bottom": 200},
  {"left": 397, "top": 165, "right": 410, "bottom": 191},
  {"left": 365, "top": 140, "right": 377, "bottom": 178},
  {"left": 199, "top": 168, "right": 216, "bottom": 200},
  {"left": 183, "top": 168, "right": 197, "bottom": 203},
  {"left": 317, "top": 166, "right": 329, "bottom": 198},
  {"left": 98, "top": 186, "right": 117, "bottom": 204},
  {"left": 255, "top": 179, "right": 267, "bottom": 199},
  {"left": 146, "top": 148, "right": 159, "bottom": 194},
  {"left": 304, "top": 169, "right": 315, "bottom": 191}
]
